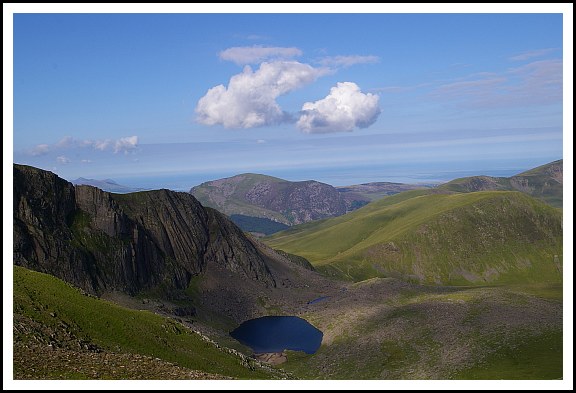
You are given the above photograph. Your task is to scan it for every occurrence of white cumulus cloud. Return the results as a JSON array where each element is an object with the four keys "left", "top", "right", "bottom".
[
  {"left": 297, "top": 82, "right": 381, "bottom": 133},
  {"left": 195, "top": 61, "right": 329, "bottom": 129},
  {"left": 219, "top": 46, "right": 302, "bottom": 65}
]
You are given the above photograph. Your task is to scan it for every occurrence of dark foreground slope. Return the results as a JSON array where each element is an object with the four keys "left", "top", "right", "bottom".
[{"left": 266, "top": 190, "right": 563, "bottom": 285}]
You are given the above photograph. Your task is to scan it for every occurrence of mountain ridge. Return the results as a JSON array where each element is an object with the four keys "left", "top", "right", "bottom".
[
  {"left": 438, "top": 159, "right": 563, "bottom": 207},
  {"left": 190, "top": 173, "right": 429, "bottom": 232}
]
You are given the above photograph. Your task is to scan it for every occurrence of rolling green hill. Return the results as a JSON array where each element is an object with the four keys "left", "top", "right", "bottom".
[
  {"left": 265, "top": 190, "right": 563, "bottom": 285},
  {"left": 438, "top": 159, "right": 563, "bottom": 208},
  {"left": 13, "top": 266, "right": 282, "bottom": 380}
]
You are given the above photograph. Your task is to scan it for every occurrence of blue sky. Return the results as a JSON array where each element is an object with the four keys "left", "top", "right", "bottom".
[{"left": 7, "top": 5, "right": 571, "bottom": 190}]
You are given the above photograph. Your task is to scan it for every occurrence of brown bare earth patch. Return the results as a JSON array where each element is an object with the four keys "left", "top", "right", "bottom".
[{"left": 253, "top": 352, "right": 287, "bottom": 365}]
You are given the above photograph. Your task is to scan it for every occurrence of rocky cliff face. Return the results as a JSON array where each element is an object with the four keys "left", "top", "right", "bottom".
[
  {"left": 13, "top": 164, "right": 275, "bottom": 296},
  {"left": 244, "top": 180, "right": 348, "bottom": 224}
]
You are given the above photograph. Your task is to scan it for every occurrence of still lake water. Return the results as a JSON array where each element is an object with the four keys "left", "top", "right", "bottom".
[
  {"left": 230, "top": 316, "right": 323, "bottom": 354},
  {"left": 307, "top": 296, "right": 331, "bottom": 305}
]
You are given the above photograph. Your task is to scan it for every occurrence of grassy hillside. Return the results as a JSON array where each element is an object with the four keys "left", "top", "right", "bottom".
[
  {"left": 13, "top": 266, "right": 280, "bottom": 380},
  {"left": 265, "top": 191, "right": 563, "bottom": 284}
]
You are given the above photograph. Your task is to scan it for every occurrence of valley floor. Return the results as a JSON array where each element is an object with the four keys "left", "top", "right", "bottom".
[
  {"left": 13, "top": 264, "right": 563, "bottom": 381},
  {"left": 280, "top": 279, "right": 562, "bottom": 380}
]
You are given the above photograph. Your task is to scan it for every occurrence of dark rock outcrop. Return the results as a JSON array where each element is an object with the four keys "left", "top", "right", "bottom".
[
  {"left": 190, "top": 173, "right": 357, "bottom": 226},
  {"left": 244, "top": 180, "right": 349, "bottom": 224},
  {"left": 13, "top": 164, "right": 276, "bottom": 296}
]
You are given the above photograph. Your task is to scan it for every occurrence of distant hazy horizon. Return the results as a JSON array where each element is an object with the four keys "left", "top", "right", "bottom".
[
  {"left": 58, "top": 156, "right": 558, "bottom": 192},
  {"left": 8, "top": 6, "right": 568, "bottom": 194}
]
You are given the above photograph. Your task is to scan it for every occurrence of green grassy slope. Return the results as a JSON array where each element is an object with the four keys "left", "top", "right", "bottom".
[
  {"left": 13, "top": 266, "right": 277, "bottom": 379},
  {"left": 265, "top": 191, "right": 563, "bottom": 284}
]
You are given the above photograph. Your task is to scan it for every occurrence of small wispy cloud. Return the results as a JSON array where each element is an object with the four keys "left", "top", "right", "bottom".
[
  {"left": 316, "top": 55, "right": 379, "bottom": 68},
  {"left": 245, "top": 34, "right": 269, "bottom": 41},
  {"left": 56, "top": 155, "right": 71, "bottom": 164},
  {"left": 115, "top": 136, "right": 139, "bottom": 153},
  {"left": 30, "top": 144, "right": 50, "bottom": 156},
  {"left": 509, "top": 48, "right": 558, "bottom": 62},
  {"left": 430, "top": 59, "right": 562, "bottom": 108},
  {"left": 219, "top": 45, "right": 303, "bottom": 65},
  {"left": 297, "top": 82, "right": 381, "bottom": 133},
  {"left": 196, "top": 61, "right": 329, "bottom": 128},
  {"left": 433, "top": 76, "right": 507, "bottom": 96},
  {"left": 56, "top": 136, "right": 74, "bottom": 148},
  {"left": 29, "top": 135, "right": 139, "bottom": 156},
  {"left": 370, "top": 83, "right": 431, "bottom": 94}
]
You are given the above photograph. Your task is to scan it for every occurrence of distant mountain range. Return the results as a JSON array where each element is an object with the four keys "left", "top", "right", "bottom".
[
  {"left": 437, "top": 159, "right": 563, "bottom": 208},
  {"left": 72, "top": 177, "right": 147, "bottom": 194},
  {"left": 336, "top": 181, "right": 432, "bottom": 201},
  {"left": 190, "top": 173, "right": 430, "bottom": 235}
]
